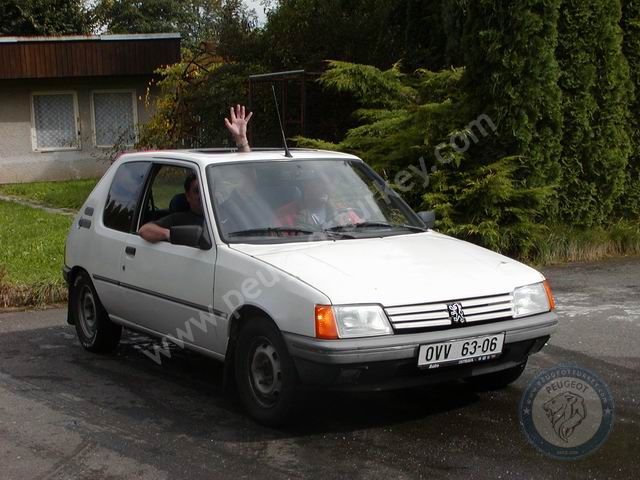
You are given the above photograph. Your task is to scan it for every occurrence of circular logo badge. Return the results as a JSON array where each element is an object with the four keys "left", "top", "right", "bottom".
[{"left": 519, "top": 365, "right": 614, "bottom": 460}]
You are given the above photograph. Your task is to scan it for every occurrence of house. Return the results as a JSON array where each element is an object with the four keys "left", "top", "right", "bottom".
[{"left": 0, "top": 33, "right": 181, "bottom": 184}]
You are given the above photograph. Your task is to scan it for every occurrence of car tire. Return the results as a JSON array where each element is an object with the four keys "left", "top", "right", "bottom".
[
  {"left": 70, "top": 271, "right": 121, "bottom": 353},
  {"left": 466, "top": 361, "right": 527, "bottom": 391},
  {"left": 235, "top": 317, "right": 298, "bottom": 426}
]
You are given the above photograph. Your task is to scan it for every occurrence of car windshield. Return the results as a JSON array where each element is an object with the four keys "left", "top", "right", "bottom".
[{"left": 206, "top": 159, "right": 425, "bottom": 243}]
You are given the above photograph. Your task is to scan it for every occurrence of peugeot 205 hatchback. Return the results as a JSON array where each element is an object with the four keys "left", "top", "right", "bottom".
[{"left": 64, "top": 148, "right": 557, "bottom": 425}]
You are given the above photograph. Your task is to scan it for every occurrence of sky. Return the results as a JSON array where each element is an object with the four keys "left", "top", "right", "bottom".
[
  {"left": 244, "top": 0, "right": 268, "bottom": 25},
  {"left": 83, "top": 1, "right": 270, "bottom": 29}
]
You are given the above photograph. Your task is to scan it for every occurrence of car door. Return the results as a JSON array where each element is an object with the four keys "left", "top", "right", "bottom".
[
  {"left": 90, "top": 160, "right": 152, "bottom": 321},
  {"left": 118, "top": 161, "right": 223, "bottom": 356}
]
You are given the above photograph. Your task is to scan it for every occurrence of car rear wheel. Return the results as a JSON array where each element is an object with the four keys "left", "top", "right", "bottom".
[
  {"left": 71, "top": 271, "right": 121, "bottom": 353},
  {"left": 466, "top": 361, "right": 527, "bottom": 390},
  {"left": 235, "top": 318, "right": 297, "bottom": 426}
]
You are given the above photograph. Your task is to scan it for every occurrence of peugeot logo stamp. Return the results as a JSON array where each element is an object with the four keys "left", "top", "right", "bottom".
[
  {"left": 447, "top": 302, "right": 466, "bottom": 324},
  {"left": 519, "top": 365, "right": 614, "bottom": 460}
]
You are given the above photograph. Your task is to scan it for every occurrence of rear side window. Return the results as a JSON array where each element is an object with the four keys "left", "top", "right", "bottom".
[{"left": 103, "top": 162, "right": 150, "bottom": 232}]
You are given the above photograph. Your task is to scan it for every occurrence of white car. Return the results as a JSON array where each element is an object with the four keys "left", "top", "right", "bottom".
[{"left": 64, "top": 148, "right": 557, "bottom": 425}]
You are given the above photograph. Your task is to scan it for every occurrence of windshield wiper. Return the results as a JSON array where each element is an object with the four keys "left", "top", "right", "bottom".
[
  {"left": 228, "top": 227, "right": 317, "bottom": 237},
  {"left": 228, "top": 227, "right": 355, "bottom": 240},
  {"left": 326, "top": 222, "right": 427, "bottom": 232}
]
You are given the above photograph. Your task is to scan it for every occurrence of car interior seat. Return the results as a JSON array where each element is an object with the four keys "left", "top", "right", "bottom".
[{"left": 169, "top": 193, "right": 190, "bottom": 212}]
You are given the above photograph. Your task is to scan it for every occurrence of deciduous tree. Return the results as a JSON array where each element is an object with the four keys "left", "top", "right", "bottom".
[{"left": 0, "top": 0, "right": 90, "bottom": 35}]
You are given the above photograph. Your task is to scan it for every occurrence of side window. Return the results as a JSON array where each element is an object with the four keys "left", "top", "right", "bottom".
[
  {"left": 103, "top": 162, "right": 151, "bottom": 233},
  {"left": 139, "top": 165, "right": 197, "bottom": 226}
]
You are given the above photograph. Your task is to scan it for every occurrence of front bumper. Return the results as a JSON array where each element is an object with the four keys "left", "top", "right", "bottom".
[{"left": 284, "top": 311, "right": 557, "bottom": 390}]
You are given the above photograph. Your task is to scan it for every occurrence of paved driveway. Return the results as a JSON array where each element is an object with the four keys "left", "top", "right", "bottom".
[{"left": 0, "top": 257, "right": 638, "bottom": 479}]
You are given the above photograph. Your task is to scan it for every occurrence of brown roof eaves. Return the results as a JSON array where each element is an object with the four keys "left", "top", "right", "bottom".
[{"left": 0, "top": 33, "right": 181, "bottom": 80}]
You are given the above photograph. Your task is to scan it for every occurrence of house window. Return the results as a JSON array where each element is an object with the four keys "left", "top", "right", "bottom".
[
  {"left": 31, "top": 92, "right": 80, "bottom": 151},
  {"left": 92, "top": 91, "right": 138, "bottom": 148}
]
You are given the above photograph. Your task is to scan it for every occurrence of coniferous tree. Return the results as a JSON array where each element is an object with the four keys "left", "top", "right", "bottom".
[
  {"left": 461, "top": 0, "right": 563, "bottom": 198},
  {"left": 556, "top": 0, "right": 632, "bottom": 226},
  {"left": 620, "top": 0, "right": 640, "bottom": 217},
  {"left": 296, "top": 61, "right": 554, "bottom": 256}
]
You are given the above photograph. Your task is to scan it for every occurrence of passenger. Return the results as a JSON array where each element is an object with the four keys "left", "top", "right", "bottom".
[{"left": 276, "top": 177, "right": 362, "bottom": 227}]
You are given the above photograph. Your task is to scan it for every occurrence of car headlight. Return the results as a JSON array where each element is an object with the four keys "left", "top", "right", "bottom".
[
  {"left": 513, "top": 281, "right": 555, "bottom": 318},
  {"left": 315, "top": 304, "right": 393, "bottom": 339}
]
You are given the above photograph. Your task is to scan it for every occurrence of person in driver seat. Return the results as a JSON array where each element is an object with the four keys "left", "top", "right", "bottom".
[{"left": 138, "top": 174, "right": 204, "bottom": 242}]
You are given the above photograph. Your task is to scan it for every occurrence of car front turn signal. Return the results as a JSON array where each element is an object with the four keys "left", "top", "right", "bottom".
[
  {"left": 315, "top": 305, "right": 339, "bottom": 339},
  {"left": 543, "top": 280, "right": 556, "bottom": 311}
]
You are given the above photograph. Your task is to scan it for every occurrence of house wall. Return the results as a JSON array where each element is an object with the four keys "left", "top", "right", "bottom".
[{"left": 0, "top": 76, "right": 157, "bottom": 184}]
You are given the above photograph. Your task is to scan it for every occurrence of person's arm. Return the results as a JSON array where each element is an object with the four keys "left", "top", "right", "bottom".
[
  {"left": 224, "top": 104, "right": 253, "bottom": 152},
  {"left": 138, "top": 222, "right": 170, "bottom": 243}
]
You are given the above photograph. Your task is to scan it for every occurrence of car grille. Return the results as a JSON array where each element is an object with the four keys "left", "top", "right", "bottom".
[{"left": 384, "top": 293, "right": 513, "bottom": 333}]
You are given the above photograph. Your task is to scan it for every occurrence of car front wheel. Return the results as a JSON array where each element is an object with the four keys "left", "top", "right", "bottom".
[
  {"left": 70, "top": 271, "right": 121, "bottom": 353},
  {"left": 235, "top": 318, "right": 297, "bottom": 426}
]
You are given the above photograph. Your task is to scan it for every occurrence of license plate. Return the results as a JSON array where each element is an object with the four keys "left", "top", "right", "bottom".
[{"left": 417, "top": 333, "right": 505, "bottom": 369}]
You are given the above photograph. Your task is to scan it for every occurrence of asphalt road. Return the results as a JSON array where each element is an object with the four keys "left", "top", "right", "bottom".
[{"left": 0, "top": 257, "right": 638, "bottom": 479}]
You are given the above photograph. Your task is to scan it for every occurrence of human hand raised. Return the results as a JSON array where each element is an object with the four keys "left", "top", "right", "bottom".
[{"left": 224, "top": 104, "right": 253, "bottom": 151}]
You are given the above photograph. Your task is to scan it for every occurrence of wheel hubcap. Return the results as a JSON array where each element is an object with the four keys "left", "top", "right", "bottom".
[
  {"left": 78, "top": 286, "right": 97, "bottom": 340},
  {"left": 249, "top": 339, "right": 283, "bottom": 407}
]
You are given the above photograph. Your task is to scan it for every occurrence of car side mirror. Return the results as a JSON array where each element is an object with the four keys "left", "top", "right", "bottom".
[
  {"left": 170, "top": 225, "right": 212, "bottom": 249},
  {"left": 417, "top": 210, "right": 436, "bottom": 229}
]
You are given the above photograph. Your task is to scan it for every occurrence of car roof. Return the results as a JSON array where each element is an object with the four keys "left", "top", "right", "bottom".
[{"left": 116, "top": 148, "right": 362, "bottom": 168}]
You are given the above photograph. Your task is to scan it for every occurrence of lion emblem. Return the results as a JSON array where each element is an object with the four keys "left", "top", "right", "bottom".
[
  {"left": 447, "top": 303, "right": 466, "bottom": 324},
  {"left": 543, "top": 392, "right": 587, "bottom": 442}
]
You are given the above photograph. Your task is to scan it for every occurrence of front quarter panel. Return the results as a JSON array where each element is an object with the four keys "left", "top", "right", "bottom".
[{"left": 214, "top": 245, "right": 331, "bottom": 338}]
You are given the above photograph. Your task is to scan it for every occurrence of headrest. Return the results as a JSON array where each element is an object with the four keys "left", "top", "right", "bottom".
[{"left": 169, "top": 193, "right": 190, "bottom": 212}]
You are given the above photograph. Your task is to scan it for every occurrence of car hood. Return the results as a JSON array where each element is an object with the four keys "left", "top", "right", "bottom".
[{"left": 231, "top": 232, "right": 545, "bottom": 306}]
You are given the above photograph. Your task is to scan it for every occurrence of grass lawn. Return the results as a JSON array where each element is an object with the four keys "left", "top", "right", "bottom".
[
  {"left": 0, "top": 178, "right": 99, "bottom": 211},
  {"left": 0, "top": 200, "right": 72, "bottom": 308}
]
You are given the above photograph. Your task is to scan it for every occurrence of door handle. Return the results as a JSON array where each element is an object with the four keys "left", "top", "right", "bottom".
[{"left": 125, "top": 246, "right": 136, "bottom": 256}]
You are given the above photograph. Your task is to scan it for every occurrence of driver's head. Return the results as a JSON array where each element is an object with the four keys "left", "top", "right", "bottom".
[{"left": 184, "top": 173, "right": 203, "bottom": 215}]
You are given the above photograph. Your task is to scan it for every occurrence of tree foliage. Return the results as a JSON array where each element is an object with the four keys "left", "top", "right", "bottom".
[
  {"left": 461, "top": 0, "right": 563, "bottom": 194},
  {"left": 556, "top": 0, "right": 632, "bottom": 226},
  {"left": 92, "top": 0, "right": 255, "bottom": 48},
  {"left": 258, "top": 0, "right": 467, "bottom": 72},
  {"left": 138, "top": 56, "right": 268, "bottom": 149},
  {"left": 259, "top": 0, "right": 406, "bottom": 70},
  {"left": 620, "top": 0, "right": 640, "bottom": 217},
  {"left": 296, "top": 61, "right": 551, "bottom": 256},
  {"left": 133, "top": 0, "right": 640, "bottom": 257},
  {"left": 402, "top": 0, "right": 468, "bottom": 71},
  {"left": 0, "top": 0, "right": 91, "bottom": 35}
]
